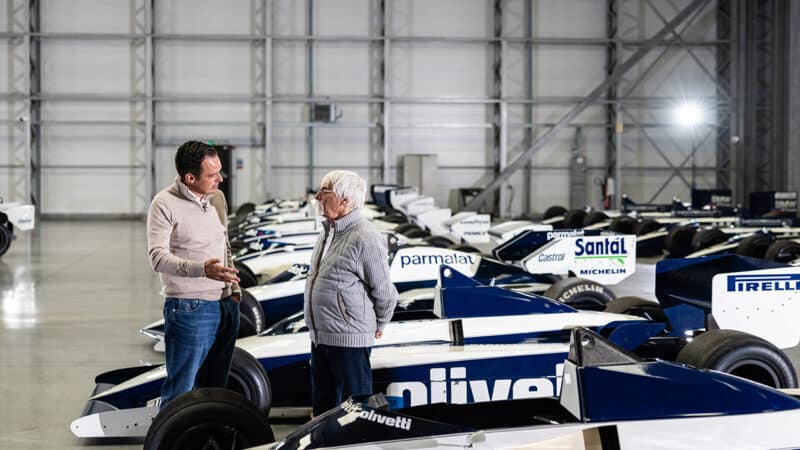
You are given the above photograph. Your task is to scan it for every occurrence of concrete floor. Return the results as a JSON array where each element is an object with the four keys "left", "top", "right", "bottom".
[{"left": 1, "top": 219, "right": 799, "bottom": 449}]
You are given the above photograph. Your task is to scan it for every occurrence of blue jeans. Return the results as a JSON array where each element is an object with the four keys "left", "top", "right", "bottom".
[
  {"left": 160, "top": 297, "right": 239, "bottom": 408},
  {"left": 310, "top": 344, "right": 372, "bottom": 416}
]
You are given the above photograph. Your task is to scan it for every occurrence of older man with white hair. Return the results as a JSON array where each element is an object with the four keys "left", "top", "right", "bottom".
[{"left": 304, "top": 170, "right": 398, "bottom": 416}]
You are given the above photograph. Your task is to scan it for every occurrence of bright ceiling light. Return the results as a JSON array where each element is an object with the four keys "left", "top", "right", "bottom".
[{"left": 673, "top": 102, "right": 704, "bottom": 127}]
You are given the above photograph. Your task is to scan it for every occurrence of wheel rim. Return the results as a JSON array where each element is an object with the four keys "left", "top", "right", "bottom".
[{"left": 173, "top": 423, "right": 246, "bottom": 450}]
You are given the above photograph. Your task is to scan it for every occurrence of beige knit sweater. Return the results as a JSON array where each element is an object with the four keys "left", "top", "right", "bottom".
[{"left": 146, "top": 178, "right": 239, "bottom": 300}]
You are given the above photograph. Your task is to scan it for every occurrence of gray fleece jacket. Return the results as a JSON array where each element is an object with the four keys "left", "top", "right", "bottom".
[{"left": 304, "top": 209, "right": 398, "bottom": 347}]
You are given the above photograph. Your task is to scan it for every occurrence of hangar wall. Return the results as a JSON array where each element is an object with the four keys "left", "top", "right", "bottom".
[{"left": 0, "top": 0, "right": 774, "bottom": 218}]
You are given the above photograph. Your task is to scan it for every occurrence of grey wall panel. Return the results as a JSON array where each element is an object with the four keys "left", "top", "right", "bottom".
[
  {"left": 40, "top": 41, "right": 132, "bottom": 94},
  {"left": 40, "top": 0, "right": 132, "bottom": 33},
  {"left": 154, "top": 42, "right": 254, "bottom": 96},
  {"left": 531, "top": 0, "right": 606, "bottom": 38},
  {"left": 391, "top": 0, "right": 490, "bottom": 37},
  {"left": 273, "top": 42, "right": 308, "bottom": 96},
  {"left": 154, "top": 0, "right": 254, "bottom": 35},
  {"left": 41, "top": 168, "right": 145, "bottom": 215}
]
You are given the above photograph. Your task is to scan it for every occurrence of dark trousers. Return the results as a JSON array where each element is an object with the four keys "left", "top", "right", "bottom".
[
  {"left": 310, "top": 343, "right": 372, "bottom": 416},
  {"left": 160, "top": 297, "right": 239, "bottom": 408}
]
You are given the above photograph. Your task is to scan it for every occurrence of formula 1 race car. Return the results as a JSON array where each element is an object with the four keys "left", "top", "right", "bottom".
[
  {"left": 142, "top": 328, "right": 800, "bottom": 450},
  {"left": 73, "top": 256, "right": 798, "bottom": 439},
  {"left": 0, "top": 197, "right": 35, "bottom": 257},
  {"left": 139, "top": 231, "right": 637, "bottom": 347}
]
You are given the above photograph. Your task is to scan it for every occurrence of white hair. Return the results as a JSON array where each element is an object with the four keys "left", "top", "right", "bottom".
[{"left": 321, "top": 170, "right": 367, "bottom": 210}]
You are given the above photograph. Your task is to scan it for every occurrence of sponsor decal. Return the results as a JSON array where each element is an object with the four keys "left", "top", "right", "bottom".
[
  {"left": 400, "top": 253, "right": 476, "bottom": 268},
  {"left": 578, "top": 268, "right": 626, "bottom": 276},
  {"left": 538, "top": 253, "right": 565, "bottom": 262},
  {"left": 341, "top": 401, "right": 412, "bottom": 430},
  {"left": 727, "top": 273, "right": 800, "bottom": 292},
  {"left": 386, "top": 365, "right": 563, "bottom": 407},
  {"left": 557, "top": 284, "right": 606, "bottom": 301},
  {"left": 546, "top": 230, "right": 585, "bottom": 240},
  {"left": 574, "top": 237, "right": 628, "bottom": 263}
]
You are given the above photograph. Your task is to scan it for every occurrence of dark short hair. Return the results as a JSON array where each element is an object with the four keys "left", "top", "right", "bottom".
[{"left": 175, "top": 141, "right": 218, "bottom": 178}]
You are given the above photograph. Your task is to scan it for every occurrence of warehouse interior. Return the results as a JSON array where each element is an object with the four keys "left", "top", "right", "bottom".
[{"left": 3, "top": 0, "right": 800, "bottom": 448}]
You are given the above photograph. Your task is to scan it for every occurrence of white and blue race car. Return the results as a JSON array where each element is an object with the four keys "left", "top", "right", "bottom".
[
  {"left": 73, "top": 255, "right": 798, "bottom": 439},
  {"left": 139, "top": 232, "right": 637, "bottom": 347},
  {"left": 0, "top": 197, "right": 35, "bottom": 257},
  {"left": 142, "top": 327, "right": 800, "bottom": 450}
]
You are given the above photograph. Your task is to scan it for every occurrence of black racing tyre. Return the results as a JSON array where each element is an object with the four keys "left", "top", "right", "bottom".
[
  {"left": 765, "top": 239, "right": 800, "bottom": 263},
  {"left": 608, "top": 216, "right": 637, "bottom": 235},
  {"left": 735, "top": 234, "right": 774, "bottom": 259},
  {"left": 394, "top": 223, "right": 422, "bottom": 234},
  {"left": 424, "top": 235, "right": 455, "bottom": 248},
  {"left": 404, "top": 228, "right": 431, "bottom": 238},
  {"left": 676, "top": 329, "right": 797, "bottom": 389},
  {"left": 604, "top": 296, "right": 667, "bottom": 323},
  {"left": 237, "top": 314, "right": 257, "bottom": 339},
  {"left": 0, "top": 224, "right": 11, "bottom": 257},
  {"left": 582, "top": 211, "right": 609, "bottom": 227},
  {"left": 543, "top": 277, "right": 616, "bottom": 311},
  {"left": 543, "top": 205, "right": 567, "bottom": 220},
  {"left": 690, "top": 228, "right": 728, "bottom": 252},
  {"left": 562, "top": 209, "right": 587, "bottom": 228},
  {"left": 235, "top": 261, "right": 259, "bottom": 288},
  {"left": 664, "top": 225, "right": 697, "bottom": 258},
  {"left": 240, "top": 290, "right": 266, "bottom": 334},
  {"left": 227, "top": 347, "right": 272, "bottom": 415},
  {"left": 235, "top": 202, "right": 256, "bottom": 217},
  {"left": 635, "top": 219, "right": 663, "bottom": 236},
  {"left": 380, "top": 213, "right": 408, "bottom": 224},
  {"left": 143, "top": 387, "right": 274, "bottom": 450},
  {"left": 447, "top": 244, "right": 481, "bottom": 254}
]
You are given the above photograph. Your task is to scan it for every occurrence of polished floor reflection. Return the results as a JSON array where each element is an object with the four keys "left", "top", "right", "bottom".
[{"left": 1, "top": 220, "right": 799, "bottom": 449}]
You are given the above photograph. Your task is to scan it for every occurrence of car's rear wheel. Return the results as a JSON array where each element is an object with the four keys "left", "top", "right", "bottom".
[
  {"left": 735, "top": 234, "right": 774, "bottom": 259},
  {"left": 543, "top": 278, "right": 616, "bottom": 311},
  {"left": 239, "top": 290, "right": 265, "bottom": 335},
  {"left": 226, "top": 348, "right": 272, "bottom": 415},
  {"left": 604, "top": 296, "right": 666, "bottom": 322},
  {"left": 543, "top": 205, "right": 567, "bottom": 220},
  {"left": 424, "top": 235, "right": 455, "bottom": 248},
  {"left": 447, "top": 244, "right": 480, "bottom": 254},
  {"left": 664, "top": 225, "right": 697, "bottom": 258},
  {"left": 690, "top": 228, "right": 728, "bottom": 252},
  {"left": 676, "top": 329, "right": 797, "bottom": 389},
  {"left": 562, "top": 209, "right": 587, "bottom": 228},
  {"left": 634, "top": 218, "right": 662, "bottom": 236},
  {"left": 608, "top": 216, "right": 637, "bottom": 235},
  {"left": 235, "top": 261, "right": 259, "bottom": 288},
  {"left": 0, "top": 223, "right": 11, "bottom": 257},
  {"left": 582, "top": 211, "right": 609, "bottom": 227},
  {"left": 143, "top": 387, "right": 274, "bottom": 450},
  {"left": 765, "top": 239, "right": 800, "bottom": 263}
]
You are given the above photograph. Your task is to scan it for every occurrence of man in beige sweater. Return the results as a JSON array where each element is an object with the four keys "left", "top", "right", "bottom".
[{"left": 147, "top": 140, "right": 241, "bottom": 408}]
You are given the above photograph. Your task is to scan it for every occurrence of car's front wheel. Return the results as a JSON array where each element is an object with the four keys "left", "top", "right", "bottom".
[
  {"left": 143, "top": 387, "right": 274, "bottom": 450},
  {"left": 676, "top": 329, "right": 797, "bottom": 389}
]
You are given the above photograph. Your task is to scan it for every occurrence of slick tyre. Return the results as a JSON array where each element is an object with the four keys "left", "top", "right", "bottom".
[
  {"left": 227, "top": 347, "right": 272, "bottom": 415},
  {"left": 447, "top": 244, "right": 481, "bottom": 254},
  {"left": 676, "top": 329, "right": 797, "bottom": 389},
  {"left": 604, "top": 296, "right": 666, "bottom": 322},
  {"left": 235, "top": 261, "right": 259, "bottom": 288},
  {"left": 235, "top": 202, "right": 256, "bottom": 217},
  {"left": 608, "top": 216, "right": 637, "bottom": 235},
  {"left": 735, "top": 234, "right": 774, "bottom": 259},
  {"left": 582, "top": 211, "right": 609, "bottom": 227},
  {"left": 404, "top": 228, "right": 431, "bottom": 238},
  {"left": 240, "top": 290, "right": 266, "bottom": 335},
  {"left": 394, "top": 223, "right": 422, "bottom": 234},
  {"left": 635, "top": 219, "right": 662, "bottom": 236},
  {"left": 543, "top": 278, "right": 616, "bottom": 311},
  {"left": 690, "top": 228, "right": 728, "bottom": 252},
  {"left": 424, "top": 235, "right": 455, "bottom": 248},
  {"left": 664, "top": 225, "right": 697, "bottom": 258},
  {"left": 237, "top": 314, "right": 257, "bottom": 339},
  {"left": 143, "top": 387, "right": 274, "bottom": 450},
  {"left": 543, "top": 205, "right": 567, "bottom": 220},
  {"left": 765, "top": 239, "right": 800, "bottom": 263},
  {"left": 0, "top": 223, "right": 11, "bottom": 257},
  {"left": 562, "top": 209, "right": 587, "bottom": 228}
]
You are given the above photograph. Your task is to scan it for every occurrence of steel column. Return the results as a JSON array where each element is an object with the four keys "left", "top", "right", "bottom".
[{"left": 462, "top": 0, "right": 710, "bottom": 212}]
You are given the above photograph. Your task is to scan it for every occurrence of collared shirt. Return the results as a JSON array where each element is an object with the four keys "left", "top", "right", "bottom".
[{"left": 175, "top": 176, "right": 210, "bottom": 212}]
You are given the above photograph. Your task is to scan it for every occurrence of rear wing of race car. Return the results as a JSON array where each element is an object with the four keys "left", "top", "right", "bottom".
[{"left": 655, "top": 254, "right": 800, "bottom": 348}]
